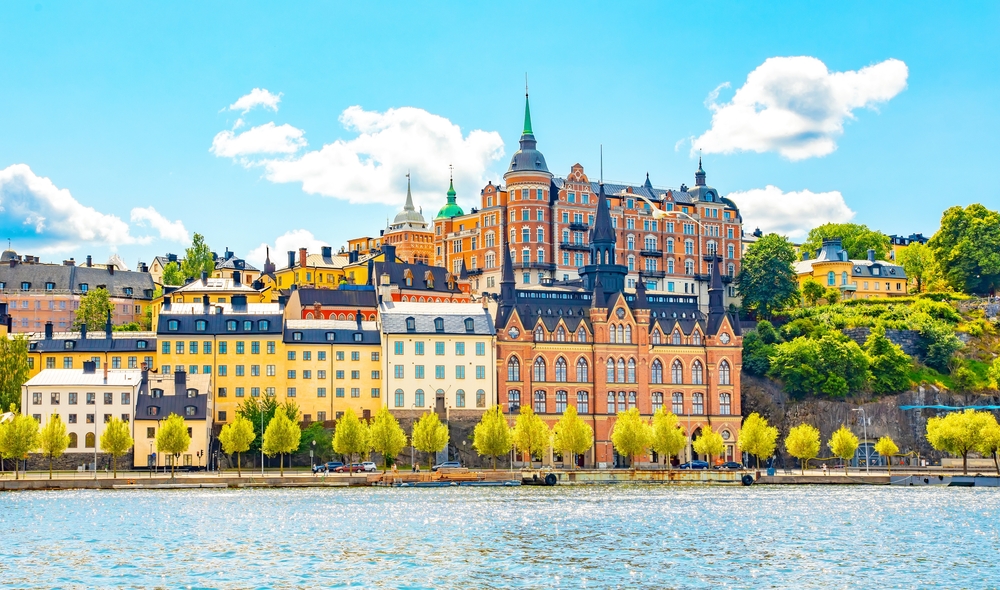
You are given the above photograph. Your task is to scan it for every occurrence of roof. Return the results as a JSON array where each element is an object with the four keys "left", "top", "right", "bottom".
[
  {"left": 26, "top": 331, "right": 157, "bottom": 353},
  {"left": 215, "top": 257, "right": 259, "bottom": 272},
  {"left": 136, "top": 372, "right": 212, "bottom": 422},
  {"left": 507, "top": 96, "right": 549, "bottom": 175},
  {"left": 284, "top": 319, "right": 381, "bottom": 344},
  {"left": 25, "top": 369, "right": 142, "bottom": 387},
  {"left": 161, "top": 302, "right": 282, "bottom": 315},
  {"left": 379, "top": 301, "right": 495, "bottom": 335},
  {"left": 435, "top": 179, "right": 465, "bottom": 219},
  {"left": 372, "top": 260, "right": 463, "bottom": 294},
  {"left": 0, "top": 262, "right": 155, "bottom": 299},
  {"left": 158, "top": 309, "right": 284, "bottom": 335},
  {"left": 794, "top": 239, "right": 907, "bottom": 279},
  {"left": 293, "top": 286, "right": 378, "bottom": 308},
  {"left": 393, "top": 176, "right": 427, "bottom": 226},
  {"left": 172, "top": 277, "right": 260, "bottom": 293}
]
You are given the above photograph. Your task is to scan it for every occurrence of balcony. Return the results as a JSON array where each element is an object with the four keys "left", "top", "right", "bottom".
[
  {"left": 640, "top": 250, "right": 661, "bottom": 257},
  {"left": 568, "top": 222, "right": 590, "bottom": 231},
  {"left": 559, "top": 242, "right": 590, "bottom": 252},
  {"left": 514, "top": 262, "right": 557, "bottom": 271},
  {"left": 722, "top": 275, "right": 734, "bottom": 284},
  {"left": 640, "top": 270, "right": 666, "bottom": 279},
  {"left": 465, "top": 268, "right": 483, "bottom": 276}
]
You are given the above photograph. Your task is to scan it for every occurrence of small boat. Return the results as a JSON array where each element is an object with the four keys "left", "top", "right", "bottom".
[
  {"left": 949, "top": 475, "right": 1000, "bottom": 487},
  {"left": 457, "top": 481, "right": 521, "bottom": 487}
]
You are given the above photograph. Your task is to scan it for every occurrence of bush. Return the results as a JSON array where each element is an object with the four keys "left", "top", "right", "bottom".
[
  {"left": 742, "top": 332, "right": 774, "bottom": 377},
  {"left": 768, "top": 333, "right": 870, "bottom": 398},
  {"left": 916, "top": 319, "right": 963, "bottom": 373},
  {"left": 865, "top": 325, "right": 912, "bottom": 394}
]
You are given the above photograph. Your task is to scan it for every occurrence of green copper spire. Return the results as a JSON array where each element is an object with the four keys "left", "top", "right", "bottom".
[
  {"left": 435, "top": 165, "right": 464, "bottom": 219},
  {"left": 522, "top": 92, "right": 533, "bottom": 135}
]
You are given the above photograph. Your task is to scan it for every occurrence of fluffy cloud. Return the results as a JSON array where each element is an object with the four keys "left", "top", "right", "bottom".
[
  {"left": 693, "top": 57, "right": 908, "bottom": 160},
  {"left": 246, "top": 229, "right": 330, "bottom": 269},
  {"left": 130, "top": 207, "right": 189, "bottom": 243},
  {"left": 210, "top": 122, "right": 307, "bottom": 158},
  {"left": 728, "top": 185, "right": 855, "bottom": 240},
  {"left": 228, "top": 88, "right": 282, "bottom": 114}
]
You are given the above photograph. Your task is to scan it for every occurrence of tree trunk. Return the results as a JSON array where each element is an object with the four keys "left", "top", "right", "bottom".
[
  {"left": 492, "top": 455, "right": 496, "bottom": 470},
  {"left": 280, "top": 453, "right": 284, "bottom": 477},
  {"left": 800, "top": 460, "right": 806, "bottom": 476},
  {"left": 113, "top": 455, "right": 118, "bottom": 479},
  {"left": 844, "top": 459, "right": 849, "bottom": 476},
  {"left": 886, "top": 458, "right": 891, "bottom": 476},
  {"left": 171, "top": 457, "right": 176, "bottom": 478},
  {"left": 963, "top": 452, "right": 968, "bottom": 475},
  {"left": 49, "top": 455, "right": 53, "bottom": 480},
  {"left": 237, "top": 452, "right": 242, "bottom": 477}
]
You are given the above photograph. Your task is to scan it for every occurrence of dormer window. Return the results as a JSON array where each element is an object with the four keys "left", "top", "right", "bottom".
[
  {"left": 258, "top": 320, "right": 269, "bottom": 330},
  {"left": 151, "top": 388, "right": 163, "bottom": 399},
  {"left": 184, "top": 405, "right": 196, "bottom": 416},
  {"left": 226, "top": 320, "right": 237, "bottom": 331},
  {"left": 137, "top": 340, "right": 147, "bottom": 349},
  {"left": 187, "top": 388, "right": 198, "bottom": 398},
  {"left": 243, "top": 320, "right": 252, "bottom": 331},
  {"left": 80, "top": 283, "right": 89, "bottom": 292},
  {"left": 64, "top": 341, "right": 75, "bottom": 350},
  {"left": 434, "top": 318, "right": 444, "bottom": 332},
  {"left": 45, "top": 282, "right": 55, "bottom": 291},
  {"left": 148, "top": 406, "right": 159, "bottom": 416},
  {"left": 406, "top": 317, "right": 416, "bottom": 332},
  {"left": 21, "top": 282, "right": 30, "bottom": 290},
  {"left": 195, "top": 320, "right": 207, "bottom": 332},
  {"left": 872, "top": 267, "right": 881, "bottom": 276},
  {"left": 353, "top": 333, "right": 362, "bottom": 342},
  {"left": 123, "top": 287, "right": 133, "bottom": 296},
  {"left": 293, "top": 332, "right": 303, "bottom": 341},
  {"left": 168, "top": 320, "right": 179, "bottom": 331},
  {"left": 325, "top": 332, "right": 336, "bottom": 341},
  {"left": 405, "top": 277, "right": 413, "bottom": 287},
  {"left": 464, "top": 318, "right": 475, "bottom": 333}
]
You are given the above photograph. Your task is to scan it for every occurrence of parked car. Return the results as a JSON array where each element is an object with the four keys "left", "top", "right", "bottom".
[
  {"left": 361, "top": 462, "right": 378, "bottom": 472},
  {"left": 312, "top": 461, "right": 343, "bottom": 474},
  {"left": 719, "top": 461, "right": 744, "bottom": 470},
  {"left": 334, "top": 463, "right": 367, "bottom": 473},
  {"left": 432, "top": 461, "right": 462, "bottom": 472},
  {"left": 678, "top": 461, "right": 710, "bottom": 470}
]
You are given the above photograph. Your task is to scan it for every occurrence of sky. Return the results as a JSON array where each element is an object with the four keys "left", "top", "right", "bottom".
[{"left": 0, "top": 1, "right": 997, "bottom": 269}]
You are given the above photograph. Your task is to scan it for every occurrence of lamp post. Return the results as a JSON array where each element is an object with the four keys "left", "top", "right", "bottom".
[
  {"left": 311, "top": 439, "right": 316, "bottom": 471},
  {"left": 851, "top": 408, "right": 870, "bottom": 474},
  {"left": 260, "top": 402, "right": 265, "bottom": 477},
  {"left": 93, "top": 416, "right": 98, "bottom": 481},
  {"left": 149, "top": 442, "right": 153, "bottom": 479}
]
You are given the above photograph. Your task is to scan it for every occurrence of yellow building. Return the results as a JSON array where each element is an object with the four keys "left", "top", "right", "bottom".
[
  {"left": 795, "top": 238, "right": 908, "bottom": 299},
  {"left": 133, "top": 369, "right": 214, "bottom": 470},
  {"left": 152, "top": 277, "right": 271, "bottom": 329},
  {"left": 212, "top": 249, "right": 262, "bottom": 285},
  {"left": 273, "top": 246, "right": 389, "bottom": 292},
  {"left": 25, "top": 322, "right": 156, "bottom": 379}
]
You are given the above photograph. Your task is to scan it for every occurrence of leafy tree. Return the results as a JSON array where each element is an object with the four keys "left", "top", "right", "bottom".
[
  {"left": 156, "top": 413, "right": 190, "bottom": 478},
  {"left": 610, "top": 408, "right": 652, "bottom": 468},
  {"left": 915, "top": 318, "right": 962, "bottom": 373},
  {"left": 0, "top": 411, "right": 39, "bottom": 480},
  {"left": 926, "top": 409, "right": 995, "bottom": 474},
  {"left": 768, "top": 333, "right": 869, "bottom": 398},
  {"left": 828, "top": 425, "right": 859, "bottom": 475},
  {"left": 412, "top": 411, "right": 449, "bottom": 468},
  {"left": 741, "top": 331, "right": 773, "bottom": 377},
  {"left": 298, "top": 422, "right": 334, "bottom": 463},
  {"left": 218, "top": 415, "right": 255, "bottom": 476},
  {"left": 332, "top": 409, "right": 370, "bottom": 466},
  {"left": 368, "top": 407, "right": 407, "bottom": 469},
  {"left": 928, "top": 204, "right": 1000, "bottom": 294},
  {"left": 511, "top": 405, "right": 550, "bottom": 466},
  {"left": 802, "top": 278, "right": 825, "bottom": 306},
  {"left": 989, "top": 357, "right": 1000, "bottom": 390},
  {"left": 785, "top": 423, "right": 820, "bottom": 475},
  {"left": 756, "top": 320, "right": 781, "bottom": 345},
  {"left": 100, "top": 417, "right": 133, "bottom": 478},
  {"left": 39, "top": 414, "right": 70, "bottom": 479},
  {"left": 740, "top": 412, "right": 779, "bottom": 469},
  {"left": 74, "top": 287, "right": 112, "bottom": 331},
  {"left": 874, "top": 436, "right": 900, "bottom": 475},
  {"left": 824, "top": 287, "right": 841, "bottom": 305},
  {"left": 161, "top": 261, "right": 184, "bottom": 286},
  {"left": 0, "top": 336, "right": 29, "bottom": 412},
  {"left": 802, "top": 223, "right": 891, "bottom": 261},
  {"left": 472, "top": 405, "right": 514, "bottom": 469},
  {"left": 976, "top": 421, "right": 1000, "bottom": 476},
  {"left": 950, "top": 364, "right": 977, "bottom": 392},
  {"left": 897, "top": 242, "right": 934, "bottom": 292},
  {"left": 181, "top": 233, "right": 215, "bottom": 281},
  {"left": 237, "top": 398, "right": 298, "bottom": 455},
  {"left": 692, "top": 428, "right": 725, "bottom": 467},
  {"left": 650, "top": 409, "right": 687, "bottom": 469},
  {"left": 552, "top": 405, "right": 593, "bottom": 469},
  {"left": 263, "top": 409, "right": 302, "bottom": 476},
  {"left": 864, "top": 325, "right": 911, "bottom": 394},
  {"left": 736, "top": 233, "right": 799, "bottom": 319}
]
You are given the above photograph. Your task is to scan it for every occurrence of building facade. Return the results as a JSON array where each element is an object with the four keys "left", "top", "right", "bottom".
[
  {"left": 382, "top": 175, "right": 434, "bottom": 265},
  {"left": 133, "top": 369, "right": 213, "bottom": 470},
  {"left": 25, "top": 321, "right": 157, "bottom": 379},
  {"left": 795, "top": 238, "right": 909, "bottom": 299}
]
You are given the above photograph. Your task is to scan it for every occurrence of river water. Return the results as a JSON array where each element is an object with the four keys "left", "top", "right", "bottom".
[{"left": 0, "top": 485, "right": 997, "bottom": 588}]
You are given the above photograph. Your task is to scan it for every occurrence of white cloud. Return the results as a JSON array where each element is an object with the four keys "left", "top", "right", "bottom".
[
  {"left": 228, "top": 88, "right": 282, "bottom": 114},
  {"left": 130, "top": 207, "right": 189, "bottom": 243},
  {"left": 693, "top": 57, "right": 908, "bottom": 160},
  {"left": 210, "top": 122, "right": 307, "bottom": 158},
  {"left": 246, "top": 229, "right": 330, "bottom": 269},
  {"left": 728, "top": 185, "right": 855, "bottom": 240}
]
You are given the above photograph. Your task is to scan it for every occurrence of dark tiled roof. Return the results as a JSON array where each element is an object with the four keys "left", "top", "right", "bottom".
[
  {"left": 28, "top": 333, "right": 156, "bottom": 353},
  {"left": 157, "top": 313, "right": 284, "bottom": 335},
  {"left": 283, "top": 320, "right": 380, "bottom": 344},
  {"left": 215, "top": 257, "right": 259, "bottom": 272},
  {"left": 0, "top": 263, "right": 155, "bottom": 299},
  {"left": 371, "top": 261, "right": 462, "bottom": 294},
  {"left": 380, "top": 302, "right": 495, "bottom": 335},
  {"left": 295, "top": 286, "right": 378, "bottom": 308},
  {"left": 136, "top": 373, "right": 210, "bottom": 421}
]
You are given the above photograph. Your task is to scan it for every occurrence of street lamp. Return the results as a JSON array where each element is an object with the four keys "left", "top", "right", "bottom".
[
  {"left": 851, "top": 408, "right": 870, "bottom": 474},
  {"left": 311, "top": 439, "right": 316, "bottom": 470}
]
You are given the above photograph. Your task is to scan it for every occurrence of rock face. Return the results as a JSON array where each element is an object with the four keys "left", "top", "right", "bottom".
[{"left": 842, "top": 327, "right": 923, "bottom": 357}]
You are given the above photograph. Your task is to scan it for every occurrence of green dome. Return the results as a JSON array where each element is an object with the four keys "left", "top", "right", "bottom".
[{"left": 435, "top": 179, "right": 464, "bottom": 219}]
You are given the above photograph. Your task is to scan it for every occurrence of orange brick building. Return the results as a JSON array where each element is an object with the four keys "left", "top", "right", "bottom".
[{"left": 383, "top": 175, "right": 434, "bottom": 265}]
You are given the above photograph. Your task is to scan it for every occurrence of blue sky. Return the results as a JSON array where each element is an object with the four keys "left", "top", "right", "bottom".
[{"left": 0, "top": 1, "right": 997, "bottom": 268}]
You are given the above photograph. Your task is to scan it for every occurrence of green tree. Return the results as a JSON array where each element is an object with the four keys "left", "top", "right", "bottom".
[
  {"left": 0, "top": 411, "right": 39, "bottom": 480},
  {"left": 785, "top": 423, "right": 820, "bottom": 475},
  {"left": 39, "top": 414, "right": 70, "bottom": 479},
  {"left": 156, "top": 413, "right": 191, "bottom": 478},
  {"left": 262, "top": 409, "right": 302, "bottom": 476},
  {"left": 218, "top": 415, "right": 255, "bottom": 477},
  {"left": 740, "top": 412, "right": 779, "bottom": 469},
  {"left": 915, "top": 318, "right": 962, "bottom": 373},
  {"left": 332, "top": 410, "right": 372, "bottom": 467},
  {"left": 181, "top": 233, "right": 216, "bottom": 280},
  {"left": 801, "top": 222, "right": 891, "bottom": 261},
  {"left": 864, "top": 325, "right": 912, "bottom": 394},
  {"left": 928, "top": 204, "right": 1000, "bottom": 294},
  {"left": 927, "top": 409, "right": 995, "bottom": 474},
  {"left": 298, "top": 422, "right": 334, "bottom": 463},
  {"left": 472, "top": 405, "right": 514, "bottom": 469},
  {"left": 897, "top": 242, "right": 934, "bottom": 292},
  {"left": 74, "top": 287, "right": 112, "bottom": 331},
  {"left": 976, "top": 421, "right": 1000, "bottom": 476},
  {"left": 412, "top": 411, "right": 450, "bottom": 468},
  {"left": 237, "top": 398, "right": 298, "bottom": 455},
  {"left": 802, "top": 278, "right": 825, "bottom": 306},
  {"left": 368, "top": 407, "right": 407, "bottom": 469},
  {"left": 610, "top": 408, "right": 652, "bottom": 468},
  {"left": 552, "top": 405, "right": 593, "bottom": 469},
  {"left": 511, "top": 405, "right": 550, "bottom": 466},
  {"left": 768, "top": 333, "right": 869, "bottom": 398},
  {"left": 100, "top": 417, "right": 134, "bottom": 478},
  {"left": 0, "top": 335, "right": 30, "bottom": 412},
  {"left": 823, "top": 287, "right": 841, "bottom": 305},
  {"left": 989, "top": 357, "right": 1000, "bottom": 390},
  {"left": 650, "top": 409, "right": 687, "bottom": 469},
  {"left": 736, "top": 233, "right": 799, "bottom": 319},
  {"left": 828, "top": 425, "right": 859, "bottom": 475},
  {"left": 161, "top": 261, "right": 184, "bottom": 286},
  {"left": 874, "top": 436, "right": 900, "bottom": 475},
  {"left": 692, "top": 428, "right": 725, "bottom": 467}
]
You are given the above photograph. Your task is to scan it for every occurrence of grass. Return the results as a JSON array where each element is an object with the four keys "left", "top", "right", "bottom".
[{"left": 907, "top": 365, "right": 953, "bottom": 389}]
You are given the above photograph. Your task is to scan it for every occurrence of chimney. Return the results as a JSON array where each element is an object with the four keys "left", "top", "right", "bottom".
[
  {"left": 108, "top": 265, "right": 115, "bottom": 275},
  {"left": 80, "top": 323, "right": 87, "bottom": 340},
  {"left": 139, "top": 262, "right": 148, "bottom": 273},
  {"left": 83, "top": 361, "right": 96, "bottom": 374},
  {"left": 233, "top": 270, "right": 241, "bottom": 285},
  {"left": 63, "top": 258, "right": 75, "bottom": 266},
  {"left": 174, "top": 369, "right": 186, "bottom": 386},
  {"left": 103, "top": 362, "right": 108, "bottom": 383},
  {"left": 801, "top": 252, "right": 809, "bottom": 261},
  {"left": 867, "top": 249, "right": 876, "bottom": 263},
  {"left": 141, "top": 365, "right": 149, "bottom": 385},
  {"left": 8, "top": 258, "right": 15, "bottom": 268},
  {"left": 86, "top": 255, "right": 92, "bottom": 267},
  {"left": 163, "top": 295, "right": 171, "bottom": 310},
  {"left": 105, "top": 309, "right": 112, "bottom": 336},
  {"left": 184, "top": 277, "right": 194, "bottom": 285},
  {"left": 44, "top": 322, "right": 53, "bottom": 339},
  {"left": 201, "top": 271, "right": 208, "bottom": 282},
  {"left": 287, "top": 250, "right": 296, "bottom": 269},
  {"left": 321, "top": 246, "right": 332, "bottom": 258},
  {"left": 299, "top": 248, "right": 308, "bottom": 269},
  {"left": 349, "top": 250, "right": 359, "bottom": 263},
  {"left": 203, "top": 295, "right": 210, "bottom": 312},
  {"left": 231, "top": 294, "right": 248, "bottom": 310},
  {"left": 382, "top": 244, "right": 396, "bottom": 261},
  {"left": 356, "top": 309, "right": 363, "bottom": 330}
]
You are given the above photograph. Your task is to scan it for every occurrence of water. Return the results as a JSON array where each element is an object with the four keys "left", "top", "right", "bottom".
[{"left": 0, "top": 485, "right": 998, "bottom": 588}]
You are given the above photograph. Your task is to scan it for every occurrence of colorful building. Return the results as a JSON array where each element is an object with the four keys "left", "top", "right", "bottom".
[
  {"left": 213, "top": 248, "right": 262, "bottom": 285},
  {"left": 284, "top": 286, "right": 378, "bottom": 321},
  {"left": 795, "top": 238, "right": 908, "bottom": 299},
  {"left": 133, "top": 369, "right": 213, "bottom": 470},
  {"left": 372, "top": 245, "right": 471, "bottom": 303},
  {"left": 25, "top": 321, "right": 157, "bottom": 379},
  {"left": 382, "top": 175, "right": 434, "bottom": 265}
]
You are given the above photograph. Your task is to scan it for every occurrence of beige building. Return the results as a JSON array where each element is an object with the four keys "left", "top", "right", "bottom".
[{"left": 133, "top": 370, "right": 213, "bottom": 470}]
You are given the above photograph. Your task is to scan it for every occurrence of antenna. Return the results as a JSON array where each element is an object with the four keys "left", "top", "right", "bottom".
[
  {"left": 449, "top": 163, "right": 453, "bottom": 181},
  {"left": 600, "top": 144, "right": 603, "bottom": 185},
  {"left": 525, "top": 73, "right": 528, "bottom": 97}
]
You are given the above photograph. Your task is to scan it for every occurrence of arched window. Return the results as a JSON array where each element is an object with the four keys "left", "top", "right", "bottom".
[
  {"left": 609, "top": 325, "right": 617, "bottom": 344},
  {"left": 606, "top": 359, "right": 615, "bottom": 383},
  {"left": 672, "top": 330, "right": 682, "bottom": 345},
  {"left": 394, "top": 389, "right": 404, "bottom": 408},
  {"left": 651, "top": 360, "right": 663, "bottom": 384},
  {"left": 672, "top": 392, "right": 684, "bottom": 414},
  {"left": 720, "top": 393, "right": 731, "bottom": 415},
  {"left": 628, "top": 391, "right": 637, "bottom": 410},
  {"left": 577, "top": 328, "right": 587, "bottom": 343},
  {"left": 555, "top": 357, "right": 568, "bottom": 382},
  {"left": 624, "top": 325, "right": 632, "bottom": 344},
  {"left": 719, "top": 360, "right": 731, "bottom": 385},
  {"left": 555, "top": 326, "right": 566, "bottom": 342},
  {"left": 607, "top": 392, "right": 616, "bottom": 414},
  {"left": 85, "top": 432, "right": 95, "bottom": 448},
  {"left": 616, "top": 359, "right": 626, "bottom": 383},
  {"left": 555, "top": 391, "right": 568, "bottom": 413},
  {"left": 533, "top": 390, "right": 546, "bottom": 413},
  {"left": 507, "top": 357, "right": 520, "bottom": 382},
  {"left": 617, "top": 325, "right": 625, "bottom": 343},
  {"left": 692, "top": 360, "right": 703, "bottom": 385},
  {"left": 617, "top": 392, "right": 627, "bottom": 413},
  {"left": 652, "top": 330, "right": 661, "bottom": 345},
  {"left": 534, "top": 325, "right": 545, "bottom": 342},
  {"left": 671, "top": 360, "right": 683, "bottom": 384},
  {"left": 533, "top": 357, "right": 546, "bottom": 382},
  {"left": 576, "top": 358, "right": 589, "bottom": 382},
  {"left": 456, "top": 389, "right": 466, "bottom": 408},
  {"left": 508, "top": 390, "right": 521, "bottom": 413},
  {"left": 577, "top": 391, "right": 589, "bottom": 413},
  {"left": 68, "top": 432, "right": 78, "bottom": 448},
  {"left": 476, "top": 389, "right": 486, "bottom": 408},
  {"left": 627, "top": 359, "right": 636, "bottom": 383},
  {"left": 692, "top": 393, "right": 704, "bottom": 414},
  {"left": 415, "top": 389, "right": 425, "bottom": 407},
  {"left": 692, "top": 331, "right": 702, "bottom": 346},
  {"left": 651, "top": 392, "right": 663, "bottom": 413}
]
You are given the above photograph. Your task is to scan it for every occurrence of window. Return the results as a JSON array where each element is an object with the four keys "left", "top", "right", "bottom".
[
  {"left": 235, "top": 387, "right": 244, "bottom": 397},
  {"left": 435, "top": 365, "right": 445, "bottom": 379},
  {"left": 236, "top": 341, "right": 245, "bottom": 354},
  {"left": 434, "top": 318, "right": 444, "bottom": 332},
  {"left": 652, "top": 392, "right": 663, "bottom": 413},
  {"left": 651, "top": 360, "right": 663, "bottom": 384},
  {"left": 507, "top": 357, "right": 520, "bottom": 381},
  {"left": 147, "top": 406, "right": 159, "bottom": 417},
  {"left": 32, "top": 392, "right": 42, "bottom": 405},
  {"left": 476, "top": 365, "right": 486, "bottom": 380},
  {"left": 184, "top": 405, "right": 196, "bottom": 417},
  {"left": 692, "top": 393, "right": 704, "bottom": 415},
  {"left": 415, "top": 389, "right": 425, "bottom": 407},
  {"left": 434, "top": 342, "right": 445, "bottom": 356},
  {"left": 508, "top": 390, "right": 521, "bottom": 413},
  {"left": 617, "top": 392, "right": 627, "bottom": 413},
  {"left": 616, "top": 359, "right": 626, "bottom": 383},
  {"left": 672, "top": 330, "right": 682, "bottom": 345},
  {"left": 719, "top": 360, "right": 731, "bottom": 385},
  {"left": 534, "top": 325, "right": 544, "bottom": 342},
  {"left": 219, "top": 342, "right": 227, "bottom": 354},
  {"left": 533, "top": 390, "right": 546, "bottom": 413},
  {"left": 606, "top": 358, "right": 615, "bottom": 383},
  {"left": 456, "top": 389, "right": 466, "bottom": 408},
  {"left": 287, "top": 387, "right": 296, "bottom": 397},
  {"left": 235, "top": 365, "right": 244, "bottom": 376},
  {"left": 672, "top": 392, "right": 684, "bottom": 414},
  {"left": 69, "top": 392, "right": 78, "bottom": 405},
  {"left": 475, "top": 342, "right": 485, "bottom": 356},
  {"left": 720, "top": 393, "right": 731, "bottom": 415},
  {"left": 415, "top": 342, "right": 424, "bottom": 355},
  {"left": 827, "top": 271, "right": 835, "bottom": 286},
  {"left": 415, "top": 366, "right": 425, "bottom": 379},
  {"left": 455, "top": 342, "right": 466, "bottom": 356},
  {"left": 577, "top": 328, "right": 587, "bottom": 343},
  {"left": 628, "top": 391, "right": 637, "bottom": 410},
  {"left": 671, "top": 360, "right": 683, "bottom": 384},
  {"left": 351, "top": 351, "right": 360, "bottom": 361},
  {"left": 394, "top": 365, "right": 404, "bottom": 379},
  {"left": 394, "top": 389, "right": 405, "bottom": 408},
  {"left": 85, "top": 432, "right": 96, "bottom": 448},
  {"left": 351, "top": 370, "right": 360, "bottom": 380},
  {"left": 336, "top": 388, "right": 345, "bottom": 398},
  {"left": 533, "top": 357, "right": 546, "bottom": 381},
  {"left": 86, "top": 392, "right": 96, "bottom": 405},
  {"left": 406, "top": 317, "right": 416, "bottom": 332},
  {"left": 624, "top": 325, "right": 632, "bottom": 344},
  {"left": 226, "top": 320, "right": 237, "bottom": 331},
  {"left": 607, "top": 392, "right": 616, "bottom": 414},
  {"left": 455, "top": 366, "right": 465, "bottom": 379},
  {"left": 627, "top": 359, "right": 636, "bottom": 383},
  {"left": 121, "top": 392, "right": 130, "bottom": 405},
  {"left": 287, "top": 370, "right": 296, "bottom": 379},
  {"left": 195, "top": 320, "right": 207, "bottom": 332},
  {"left": 692, "top": 360, "right": 703, "bottom": 385},
  {"left": 336, "top": 351, "right": 344, "bottom": 361},
  {"left": 218, "top": 387, "right": 227, "bottom": 398}
]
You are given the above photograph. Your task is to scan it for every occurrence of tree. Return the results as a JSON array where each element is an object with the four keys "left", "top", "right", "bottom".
[
  {"left": 785, "top": 424, "right": 820, "bottom": 475},
  {"left": 736, "top": 233, "right": 799, "bottom": 319},
  {"left": 927, "top": 409, "right": 995, "bottom": 474},
  {"left": 823, "top": 287, "right": 841, "bottom": 305},
  {"left": 332, "top": 409, "right": 371, "bottom": 467},
  {"left": 692, "top": 428, "right": 725, "bottom": 467},
  {"left": 100, "top": 417, "right": 133, "bottom": 478},
  {"left": 650, "top": 409, "right": 687, "bottom": 469},
  {"left": 864, "top": 325, "right": 912, "bottom": 395},
  {"left": 263, "top": 409, "right": 302, "bottom": 476},
  {"left": 976, "top": 420, "right": 1000, "bottom": 476},
  {"left": 74, "top": 287, "right": 113, "bottom": 331},
  {"left": 552, "top": 405, "right": 593, "bottom": 469},
  {"left": 740, "top": 412, "right": 779, "bottom": 469},
  {"left": 897, "top": 242, "right": 934, "bottom": 292},
  {"left": 412, "top": 412, "right": 450, "bottom": 468},
  {"left": 989, "top": 357, "right": 1000, "bottom": 390},
  {"left": 156, "top": 413, "right": 190, "bottom": 478},
  {"left": 180, "top": 233, "right": 215, "bottom": 281},
  {"left": 0, "top": 411, "right": 40, "bottom": 480},
  {"left": 368, "top": 407, "right": 407, "bottom": 469},
  {"left": 610, "top": 408, "right": 652, "bottom": 468},
  {"left": 768, "top": 333, "right": 870, "bottom": 398},
  {"left": 39, "top": 414, "right": 70, "bottom": 479},
  {"left": 161, "top": 261, "right": 184, "bottom": 286},
  {"left": 0, "top": 335, "right": 29, "bottom": 412},
  {"left": 237, "top": 398, "right": 298, "bottom": 456},
  {"left": 828, "top": 425, "right": 859, "bottom": 475},
  {"left": 298, "top": 422, "right": 334, "bottom": 463},
  {"left": 472, "top": 405, "right": 514, "bottom": 469},
  {"left": 511, "top": 405, "right": 550, "bottom": 466},
  {"left": 915, "top": 318, "right": 962, "bottom": 373},
  {"left": 928, "top": 204, "right": 1000, "bottom": 294},
  {"left": 802, "top": 278, "right": 825, "bottom": 306},
  {"left": 802, "top": 223, "right": 891, "bottom": 261},
  {"left": 874, "top": 436, "right": 900, "bottom": 475},
  {"left": 218, "top": 415, "right": 255, "bottom": 477}
]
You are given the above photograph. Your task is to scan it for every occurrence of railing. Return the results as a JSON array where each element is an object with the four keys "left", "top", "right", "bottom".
[
  {"left": 514, "top": 262, "right": 557, "bottom": 271},
  {"left": 559, "top": 242, "right": 589, "bottom": 252},
  {"left": 639, "top": 250, "right": 661, "bottom": 258},
  {"left": 640, "top": 270, "right": 666, "bottom": 279},
  {"left": 568, "top": 222, "right": 590, "bottom": 231}
]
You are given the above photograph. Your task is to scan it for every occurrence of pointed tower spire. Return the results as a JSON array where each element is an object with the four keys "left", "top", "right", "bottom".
[
  {"left": 591, "top": 182, "right": 616, "bottom": 246},
  {"left": 436, "top": 164, "right": 464, "bottom": 219},
  {"left": 523, "top": 83, "right": 533, "bottom": 135},
  {"left": 695, "top": 154, "right": 706, "bottom": 187},
  {"left": 403, "top": 172, "right": 416, "bottom": 211}
]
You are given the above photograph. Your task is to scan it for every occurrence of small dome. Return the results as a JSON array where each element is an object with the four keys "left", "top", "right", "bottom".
[
  {"left": 0, "top": 249, "right": 16, "bottom": 263},
  {"left": 393, "top": 175, "right": 427, "bottom": 225},
  {"left": 435, "top": 179, "right": 464, "bottom": 220}
]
